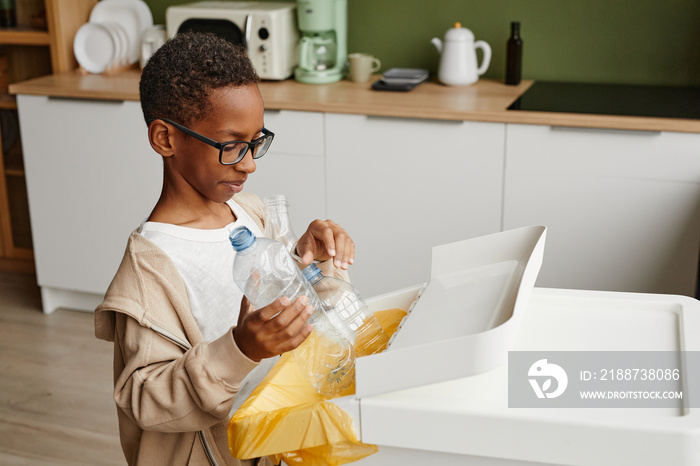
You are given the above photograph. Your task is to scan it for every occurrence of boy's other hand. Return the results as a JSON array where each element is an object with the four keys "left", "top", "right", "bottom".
[
  {"left": 297, "top": 219, "right": 355, "bottom": 270},
  {"left": 233, "top": 296, "right": 313, "bottom": 362}
]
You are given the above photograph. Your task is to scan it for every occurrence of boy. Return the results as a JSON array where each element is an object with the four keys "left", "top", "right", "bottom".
[{"left": 95, "top": 32, "right": 354, "bottom": 466}]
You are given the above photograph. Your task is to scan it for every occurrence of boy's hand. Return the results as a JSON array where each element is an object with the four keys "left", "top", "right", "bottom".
[
  {"left": 233, "top": 296, "right": 313, "bottom": 362},
  {"left": 297, "top": 219, "right": 355, "bottom": 269}
]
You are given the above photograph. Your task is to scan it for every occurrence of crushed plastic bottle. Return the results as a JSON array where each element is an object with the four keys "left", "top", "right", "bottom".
[
  {"left": 303, "top": 263, "right": 390, "bottom": 357},
  {"left": 230, "top": 226, "right": 355, "bottom": 395}
]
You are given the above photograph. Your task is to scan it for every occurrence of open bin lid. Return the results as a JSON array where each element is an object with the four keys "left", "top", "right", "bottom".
[{"left": 355, "top": 225, "right": 547, "bottom": 397}]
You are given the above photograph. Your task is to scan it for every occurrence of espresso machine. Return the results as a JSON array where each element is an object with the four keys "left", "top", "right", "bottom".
[{"left": 294, "top": 0, "right": 347, "bottom": 84}]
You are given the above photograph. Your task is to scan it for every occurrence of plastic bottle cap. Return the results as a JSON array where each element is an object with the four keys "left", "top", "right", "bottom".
[
  {"left": 454, "top": 22, "right": 461, "bottom": 29},
  {"left": 230, "top": 226, "right": 256, "bottom": 251},
  {"left": 302, "top": 263, "right": 323, "bottom": 282}
]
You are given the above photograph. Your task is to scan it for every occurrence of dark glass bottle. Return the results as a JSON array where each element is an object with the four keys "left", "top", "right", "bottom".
[
  {"left": 0, "top": 0, "right": 16, "bottom": 28},
  {"left": 506, "top": 21, "right": 522, "bottom": 85}
]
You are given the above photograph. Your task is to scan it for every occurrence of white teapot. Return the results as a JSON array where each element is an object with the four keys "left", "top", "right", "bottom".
[{"left": 432, "top": 23, "right": 492, "bottom": 86}]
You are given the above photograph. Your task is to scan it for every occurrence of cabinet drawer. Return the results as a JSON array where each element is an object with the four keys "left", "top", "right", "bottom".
[
  {"left": 263, "top": 110, "right": 324, "bottom": 157},
  {"left": 504, "top": 123, "right": 700, "bottom": 296}
]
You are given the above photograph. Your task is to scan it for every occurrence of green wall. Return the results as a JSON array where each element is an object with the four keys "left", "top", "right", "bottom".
[{"left": 144, "top": 0, "right": 700, "bottom": 86}]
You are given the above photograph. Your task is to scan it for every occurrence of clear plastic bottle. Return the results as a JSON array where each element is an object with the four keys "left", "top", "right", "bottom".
[
  {"left": 303, "top": 263, "right": 390, "bottom": 357},
  {"left": 230, "top": 226, "right": 355, "bottom": 395},
  {"left": 263, "top": 194, "right": 299, "bottom": 256}
]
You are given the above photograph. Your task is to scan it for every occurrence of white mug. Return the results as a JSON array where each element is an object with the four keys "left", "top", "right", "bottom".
[
  {"left": 140, "top": 25, "right": 167, "bottom": 69},
  {"left": 347, "top": 53, "right": 381, "bottom": 82}
]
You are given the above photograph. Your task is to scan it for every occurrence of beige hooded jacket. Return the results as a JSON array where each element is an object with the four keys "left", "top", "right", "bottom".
[{"left": 95, "top": 192, "right": 347, "bottom": 465}]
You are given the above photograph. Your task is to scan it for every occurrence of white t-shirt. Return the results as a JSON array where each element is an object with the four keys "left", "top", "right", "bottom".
[{"left": 138, "top": 199, "right": 263, "bottom": 342}]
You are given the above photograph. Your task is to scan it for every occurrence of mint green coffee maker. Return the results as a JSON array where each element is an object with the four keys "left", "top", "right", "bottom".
[{"left": 294, "top": 0, "right": 347, "bottom": 84}]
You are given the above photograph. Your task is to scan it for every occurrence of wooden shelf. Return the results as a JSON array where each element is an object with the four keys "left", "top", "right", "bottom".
[
  {"left": 0, "top": 27, "right": 50, "bottom": 46},
  {"left": 0, "top": 94, "right": 17, "bottom": 109},
  {"left": 0, "top": 254, "right": 34, "bottom": 272},
  {"left": 5, "top": 167, "right": 24, "bottom": 177},
  {"left": 4, "top": 167, "right": 24, "bottom": 178}
]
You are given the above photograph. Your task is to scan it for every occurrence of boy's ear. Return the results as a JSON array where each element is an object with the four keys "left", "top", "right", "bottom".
[{"left": 148, "top": 119, "right": 176, "bottom": 158}]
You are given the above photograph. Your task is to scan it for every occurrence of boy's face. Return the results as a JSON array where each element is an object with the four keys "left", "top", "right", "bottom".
[{"left": 168, "top": 84, "right": 265, "bottom": 204}]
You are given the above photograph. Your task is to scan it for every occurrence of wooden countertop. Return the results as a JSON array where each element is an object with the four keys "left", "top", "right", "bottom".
[{"left": 10, "top": 69, "right": 700, "bottom": 133}]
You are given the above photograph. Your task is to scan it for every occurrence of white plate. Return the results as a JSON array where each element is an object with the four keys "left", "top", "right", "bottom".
[
  {"left": 89, "top": 0, "right": 153, "bottom": 65},
  {"left": 101, "top": 0, "right": 153, "bottom": 32},
  {"left": 73, "top": 23, "right": 117, "bottom": 74},
  {"left": 107, "top": 22, "right": 130, "bottom": 67},
  {"left": 100, "top": 22, "right": 124, "bottom": 68}
]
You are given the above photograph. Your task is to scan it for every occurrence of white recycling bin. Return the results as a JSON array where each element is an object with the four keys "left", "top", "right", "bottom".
[{"left": 328, "top": 225, "right": 700, "bottom": 466}]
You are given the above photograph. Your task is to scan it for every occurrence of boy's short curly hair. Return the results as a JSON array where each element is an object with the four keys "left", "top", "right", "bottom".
[{"left": 139, "top": 32, "right": 260, "bottom": 127}]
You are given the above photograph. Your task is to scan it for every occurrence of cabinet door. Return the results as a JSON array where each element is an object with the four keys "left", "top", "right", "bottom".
[
  {"left": 504, "top": 123, "right": 700, "bottom": 296},
  {"left": 326, "top": 114, "right": 505, "bottom": 297},
  {"left": 17, "top": 95, "right": 161, "bottom": 296},
  {"left": 244, "top": 110, "right": 325, "bottom": 236}
]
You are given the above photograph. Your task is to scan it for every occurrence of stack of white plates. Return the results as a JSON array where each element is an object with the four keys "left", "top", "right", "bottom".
[{"left": 74, "top": 0, "right": 153, "bottom": 74}]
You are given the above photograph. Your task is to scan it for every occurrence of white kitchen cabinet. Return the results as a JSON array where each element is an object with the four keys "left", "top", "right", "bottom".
[
  {"left": 245, "top": 110, "right": 325, "bottom": 235},
  {"left": 17, "top": 95, "right": 161, "bottom": 313},
  {"left": 325, "top": 114, "right": 505, "bottom": 297},
  {"left": 503, "top": 123, "right": 700, "bottom": 296}
]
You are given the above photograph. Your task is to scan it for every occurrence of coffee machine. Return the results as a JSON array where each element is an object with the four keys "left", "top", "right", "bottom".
[{"left": 294, "top": 0, "right": 347, "bottom": 84}]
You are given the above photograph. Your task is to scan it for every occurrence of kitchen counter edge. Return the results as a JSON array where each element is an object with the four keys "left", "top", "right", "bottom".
[{"left": 9, "top": 70, "right": 700, "bottom": 134}]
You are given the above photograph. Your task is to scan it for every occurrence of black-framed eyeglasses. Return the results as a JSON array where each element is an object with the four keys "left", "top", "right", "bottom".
[{"left": 160, "top": 118, "right": 274, "bottom": 165}]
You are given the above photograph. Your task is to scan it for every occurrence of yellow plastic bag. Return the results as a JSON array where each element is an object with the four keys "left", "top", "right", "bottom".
[{"left": 228, "top": 308, "right": 407, "bottom": 466}]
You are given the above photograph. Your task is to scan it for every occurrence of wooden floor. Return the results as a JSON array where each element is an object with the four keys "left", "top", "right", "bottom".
[{"left": 0, "top": 270, "right": 123, "bottom": 465}]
